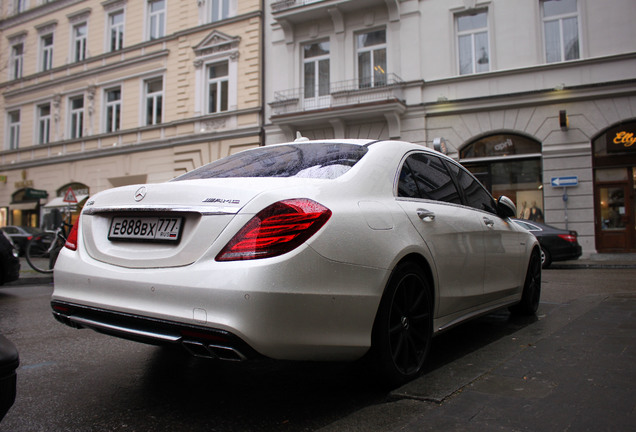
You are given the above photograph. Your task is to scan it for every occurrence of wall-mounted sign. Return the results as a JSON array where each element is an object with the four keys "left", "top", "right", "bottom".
[
  {"left": 606, "top": 122, "right": 636, "bottom": 153},
  {"left": 460, "top": 134, "right": 541, "bottom": 159},
  {"left": 551, "top": 176, "right": 579, "bottom": 187},
  {"left": 24, "top": 188, "right": 49, "bottom": 199}
]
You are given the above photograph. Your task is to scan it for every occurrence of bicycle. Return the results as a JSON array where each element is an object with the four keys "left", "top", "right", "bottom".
[{"left": 25, "top": 221, "right": 71, "bottom": 274}]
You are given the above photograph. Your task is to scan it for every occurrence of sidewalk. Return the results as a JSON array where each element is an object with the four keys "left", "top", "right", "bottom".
[
  {"left": 11, "top": 258, "right": 53, "bottom": 286},
  {"left": 550, "top": 252, "right": 636, "bottom": 269}
]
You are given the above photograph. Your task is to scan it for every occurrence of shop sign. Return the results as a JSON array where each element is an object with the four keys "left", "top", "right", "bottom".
[
  {"left": 15, "top": 170, "right": 33, "bottom": 189},
  {"left": 607, "top": 123, "right": 636, "bottom": 153},
  {"left": 24, "top": 188, "right": 49, "bottom": 199},
  {"left": 15, "top": 179, "right": 34, "bottom": 188}
]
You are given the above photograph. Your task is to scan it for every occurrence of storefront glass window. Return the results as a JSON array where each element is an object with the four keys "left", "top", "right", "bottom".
[
  {"left": 599, "top": 186, "right": 626, "bottom": 230},
  {"left": 460, "top": 134, "right": 543, "bottom": 221}
]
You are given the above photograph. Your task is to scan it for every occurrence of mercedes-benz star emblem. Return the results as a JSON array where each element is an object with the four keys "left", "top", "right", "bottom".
[{"left": 134, "top": 186, "right": 147, "bottom": 202}]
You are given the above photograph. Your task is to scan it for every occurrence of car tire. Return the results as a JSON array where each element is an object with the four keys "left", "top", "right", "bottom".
[
  {"left": 371, "top": 261, "right": 432, "bottom": 388},
  {"left": 541, "top": 247, "right": 552, "bottom": 269},
  {"left": 510, "top": 249, "right": 542, "bottom": 316}
]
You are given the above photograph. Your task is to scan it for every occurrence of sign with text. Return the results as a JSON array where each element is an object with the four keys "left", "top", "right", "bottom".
[
  {"left": 551, "top": 176, "right": 579, "bottom": 187},
  {"left": 607, "top": 122, "right": 636, "bottom": 153}
]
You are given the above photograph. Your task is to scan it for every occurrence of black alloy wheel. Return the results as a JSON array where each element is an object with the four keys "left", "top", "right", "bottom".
[
  {"left": 373, "top": 262, "right": 432, "bottom": 388},
  {"left": 510, "top": 249, "right": 542, "bottom": 316}
]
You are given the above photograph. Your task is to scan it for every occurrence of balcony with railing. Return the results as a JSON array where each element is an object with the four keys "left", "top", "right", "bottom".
[
  {"left": 271, "top": 73, "right": 405, "bottom": 116},
  {"left": 271, "top": 0, "right": 397, "bottom": 25}
]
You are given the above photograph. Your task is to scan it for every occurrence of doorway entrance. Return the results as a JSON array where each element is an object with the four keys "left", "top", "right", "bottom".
[
  {"left": 592, "top": 119, "right": 636, "bottom": 253},
  {"left": 595, "top": 175, "right": 635, "bottom": 252}
]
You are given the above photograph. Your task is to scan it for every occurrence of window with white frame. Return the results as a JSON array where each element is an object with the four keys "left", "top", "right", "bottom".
[
  {"left": 303, "top": 41, "right": 330, "bottom": 105},
  {"left": 40, "top": 33, "right": 54, "bottom": 71},
  {"left": 147, "top": 0, "right": 166, "bottom": 40},
  {"left": 456, "top": 10, "right": 489, "bottom": 75},
  {"left": 108, "top": 10, "right": 124, "bottom": 51},
  {"left": 7, "top": 111, "right": 20, "bottom": 150},
  {"left": 72, "top": 23, "right": 87, "bottom": 62},
  {"left": 542, "top": 0, "right": 580, "bottom": 63},
  {"left": 105, "top": 87, "right": 121, "bottom": 133},
  {"left": 10, "top": 43, "right": 24, "bottom": 80},
  {"left": 145, "top": 77, "right": 163, "bottom": 125},
  {"left": 357, "top": 29, "right": 386, "bottom": 88},
  {"left": 15, "top": 0, "right": 28, "bottom": 14},
  {"left": 37, "top": 103, "right": 51, "bottom": 144},
  {"left": 207, "top": 62, "right": 229, "bottom": 114},
  {"left": 206, "top": 0, "right": 233, "bottom": 23},
  {"left": 69, "top": 96, "right": 84, "bottom": 139}
]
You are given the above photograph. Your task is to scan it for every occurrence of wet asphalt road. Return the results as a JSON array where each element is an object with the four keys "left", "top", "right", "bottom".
[{"left": 0, "top": 268, "right": 635, "bottom": 431}]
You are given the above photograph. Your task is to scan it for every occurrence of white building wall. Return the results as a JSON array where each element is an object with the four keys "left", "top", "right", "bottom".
[{"left": 264, "top": 0, "right": 636, "bottom": 254}]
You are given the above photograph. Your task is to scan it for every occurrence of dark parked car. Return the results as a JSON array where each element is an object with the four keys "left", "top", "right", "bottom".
[
  {"left": 0, "top": 226, "right": 41, "bottom": 256},
  {"left": 0, "top": 233, "right": 20, "bottom": 286},
  {"left": 0, "top": 334, "right": 19, "bottom": 422},
  {"left": 513, "top": 219, "right": 582, "bottom": 268}
]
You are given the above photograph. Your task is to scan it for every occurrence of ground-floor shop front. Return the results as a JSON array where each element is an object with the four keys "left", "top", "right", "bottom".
[
  {"left": 269, "top": 94, "right": 636, "bottom": 255},
  {"left": 0, "top": 136, "right": 259, "bottom": 231},
  {"left": 426, "top": 94, "right": 636, "bottom": 255},
  {"left": 592, "top": 120, "right": 636, "bottom": 252}
]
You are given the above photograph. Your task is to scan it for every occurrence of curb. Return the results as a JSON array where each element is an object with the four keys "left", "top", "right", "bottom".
[{"left": 550, "top": 263, "right": 636, "bottom": 269}]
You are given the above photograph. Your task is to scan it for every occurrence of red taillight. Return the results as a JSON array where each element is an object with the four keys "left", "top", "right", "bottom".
[
  {"left": 64, "top": 216, "right": 80, "bottom": 251},
  {"left": 216, "top": 199, "right": 332, "bottom": 261},
  {"left": 558, "top": 233, "right": 577, "bottom": 243}
]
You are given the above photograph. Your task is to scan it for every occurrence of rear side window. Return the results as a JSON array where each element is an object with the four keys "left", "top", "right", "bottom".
[
  {"left": 173, "top": 143, "right": 368, "bottom": 180},
  {"left": 446, "top": 161, "right": 497, "bottom": 214},
  {"left": 514, "top": 220, "right": 540, "bottom": 232},
  {"left": 398, "top": 153, "right": 462, "bottom": 204}
]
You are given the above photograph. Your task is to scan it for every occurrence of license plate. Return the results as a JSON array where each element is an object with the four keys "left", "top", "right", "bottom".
[{"left": 108, "top": 216, "right": 183, "bottom": 242}]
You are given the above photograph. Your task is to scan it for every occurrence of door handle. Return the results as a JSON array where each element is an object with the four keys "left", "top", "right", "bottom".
[
  {"left": 417, "top": 209, "right": 435, "bottom": 222},
  {"left": 483, "top": 217, "right": 494, "bottom": 227}
]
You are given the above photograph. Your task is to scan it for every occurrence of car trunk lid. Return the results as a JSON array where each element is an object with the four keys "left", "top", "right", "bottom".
[{"left": 80, "top": 180, "right": 261, "bottom": 268}]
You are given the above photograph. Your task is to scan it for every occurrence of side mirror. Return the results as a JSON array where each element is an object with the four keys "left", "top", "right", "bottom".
[{"left": 496, "top": 196, "right": 517, "bottom": 219}]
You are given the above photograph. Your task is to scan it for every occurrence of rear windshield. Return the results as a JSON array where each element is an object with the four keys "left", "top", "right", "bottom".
[{"left": 173, "top": 143, "right": 368, "bottom": 180}]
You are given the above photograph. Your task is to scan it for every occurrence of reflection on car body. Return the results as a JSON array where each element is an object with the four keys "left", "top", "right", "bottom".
[{"left": 51, "top": 139, "right": 541, "bottom": 387}]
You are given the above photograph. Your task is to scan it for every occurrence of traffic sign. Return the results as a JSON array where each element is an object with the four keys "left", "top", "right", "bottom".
[
  {"left": 550, "top": 176, "right": 579, "bottom": 187},
  {"left": 63, "top": 187, "right": 78, "bottom": 203}
]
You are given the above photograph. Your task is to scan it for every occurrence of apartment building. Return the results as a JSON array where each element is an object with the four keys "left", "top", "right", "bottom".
[
  {"left": 0, "top": 0, "right": 262, "bottom": 227},
  {"left": 264, "top": 0, "right": 636, "bottom": 254}
]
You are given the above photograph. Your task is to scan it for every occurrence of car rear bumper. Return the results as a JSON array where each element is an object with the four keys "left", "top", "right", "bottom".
[
  {"left": 1, "top": 256, "right": 20, "bottom": 285},
  {"left": 51, "top": 300, "right": 259, "bottom": 361},
  {"left": 551, "top": 244, "right": 583, "bottom": 262},
  {"left": 52, "top": 246, "right": 388, "bottom": 362}
]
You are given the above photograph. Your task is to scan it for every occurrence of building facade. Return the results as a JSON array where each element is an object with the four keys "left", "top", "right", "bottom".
[
  {"left": 2, "top": 0, "right": 635, "bottom": 255},
  {"left": 264, "top": 0, "right": 636, "bottom": 254},
  {"left": 0, "top": 0, "right": 262, "bottom": 227}
]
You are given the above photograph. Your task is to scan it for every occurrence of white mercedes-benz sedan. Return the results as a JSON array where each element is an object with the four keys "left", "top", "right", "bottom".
[{"left": 52, "top": 138, "right": 541, "bottom": 387}]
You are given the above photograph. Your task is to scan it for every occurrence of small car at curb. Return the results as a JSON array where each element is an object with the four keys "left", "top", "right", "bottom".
[
  {"left": 0, "top": 232, "right": 20, "bottom": 286},
  {"left": 512, "top": 219, "right": 582, "bottom": 268},
  {"left": 51, "top": 139, "right": 541, "bottom": 387},
  {"left": 0, "top": 226, "right": 41, "bottom": 256}
]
